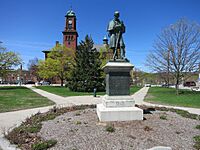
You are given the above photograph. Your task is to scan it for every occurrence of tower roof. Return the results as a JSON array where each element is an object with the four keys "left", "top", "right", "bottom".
[
  {"left": 66, "top": 9, "right": 76, "bottom": 17},
  {"left": 103, "top": 35, "right": 108, "bottom": 41}
]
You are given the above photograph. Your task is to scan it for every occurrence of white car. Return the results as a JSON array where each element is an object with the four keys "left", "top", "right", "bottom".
[{"left": 145, "top": 84, "right": 151, "bottom": 87}]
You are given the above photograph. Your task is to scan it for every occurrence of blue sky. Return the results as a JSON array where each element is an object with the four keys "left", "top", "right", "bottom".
[{"left": 0, "top": 0, "right": 200, "bottom": 71}]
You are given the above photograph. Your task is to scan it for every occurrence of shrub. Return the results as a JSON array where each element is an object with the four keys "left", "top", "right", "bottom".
[
  {"left": 105, "top": 125, "right": 115, "bottom": 133},
  {"left": 196, "top": 125, "right": 200, "bottom": 130},
  {"left": 193, "top": 136, "right": 200, "bottom": 150},
  {"left": 160, "top": 115, "right": 167, "bottom": 120},
  {"left": 32, "top": 139, "right": 57, "bottom": 150}
]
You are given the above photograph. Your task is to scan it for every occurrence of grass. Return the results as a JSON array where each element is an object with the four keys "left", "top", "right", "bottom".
[
  {"left": 35, "top": 86, "right": 142, "bottom": 97},
  {"left": 145, "top": 87, "right": 200, "bottom": 108},
  {"left": 35, "top": 86, "right": 105, "bottom": 97},
  {"left": 130, "top": 86, "right": 142, "bottom": 94},
  {"left": 0, "top": 86, "right": 55, "bottom": 113}
]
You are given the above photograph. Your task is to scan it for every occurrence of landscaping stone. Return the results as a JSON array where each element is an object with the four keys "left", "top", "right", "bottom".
[
  {"left": 39, "top": 108, "right": 199, "bottom": 150},
  {"left": 148, "top": 146, "right": 172, "bottom": 150}
]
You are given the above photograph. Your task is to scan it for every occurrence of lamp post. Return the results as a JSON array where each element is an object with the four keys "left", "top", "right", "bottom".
[
  {"left": 198, "top": 63, "right": 200, "bottom": 87},
  {"left": 18, "top": 64, "right": 22, "bottom": 86}
]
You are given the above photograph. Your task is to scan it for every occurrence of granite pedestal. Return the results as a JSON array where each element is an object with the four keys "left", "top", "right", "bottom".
[{"left": 97, "top": 61, "right": 143, "bottom": 121}]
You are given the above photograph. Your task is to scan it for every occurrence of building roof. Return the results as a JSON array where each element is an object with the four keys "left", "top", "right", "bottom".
[
  {"left": 66, "top": 9, "right": 76, "bottom": 17},
  {"left": 93, "top": 44, "right": 107, "bottom": 52}
]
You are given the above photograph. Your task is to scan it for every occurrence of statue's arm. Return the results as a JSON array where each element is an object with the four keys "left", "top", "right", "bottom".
[
  {"left": 107, "top": 21, "right": 114, "bottom": 37},
  {"left": 121, "top": 21, "right": 125, "bottom": 33}
]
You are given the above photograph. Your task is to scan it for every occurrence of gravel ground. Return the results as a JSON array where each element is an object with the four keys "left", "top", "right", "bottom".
[{"left": 39, "top": 108, "right": 200, "bottom": 150}]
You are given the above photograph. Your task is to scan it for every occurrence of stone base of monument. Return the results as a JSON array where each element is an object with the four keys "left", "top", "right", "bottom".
[
  {"left": 97, "top": 103, "right": 143, "bottom": 122},
  {"left": 96, "top": 61, "right": 143, "bottom": 122},
  {"left": 97, "top": 95, "right": 143, "bottom": 121}
]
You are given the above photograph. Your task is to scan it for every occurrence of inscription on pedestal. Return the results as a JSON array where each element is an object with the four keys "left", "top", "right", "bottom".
[{"left": 106, "top": 72, "right": 130, "bottom": 96}]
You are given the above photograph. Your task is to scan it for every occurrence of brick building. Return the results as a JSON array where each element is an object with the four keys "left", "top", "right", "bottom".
[{"left": 42, "top": 9, "right": 109, "bottom": 84}]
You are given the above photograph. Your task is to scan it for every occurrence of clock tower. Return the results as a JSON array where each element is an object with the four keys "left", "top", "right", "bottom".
[{"left": 62, "top": 9, "right": 78, "bottom": 50}]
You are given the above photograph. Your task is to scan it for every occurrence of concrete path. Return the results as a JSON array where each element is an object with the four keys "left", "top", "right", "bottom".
[
  {"left": 0, "top": 86, "right": 102, "bottom": 150},
  {"left": 143, "top": 102, "right": 200, "bottom": 115},
  {"left": 28, "top": 86, "right": 102, "bottom": 106},
  {"left": 132, "top": 87, "right": 149, "bottom": 104},
  {"left": 0, "top": 86, "right": 102, "bottom": 136}
]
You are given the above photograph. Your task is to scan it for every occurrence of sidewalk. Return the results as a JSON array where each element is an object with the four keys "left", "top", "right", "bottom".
[
  {"left": 132, "top": 87, "right": 149, "bottom": 104},
  {"left": 0, "top": 86, "right": 102, "bottom": 136},
  {"left": 143, "top": 102, "right": 200, "bottom": 115},
  {"left": 0, "top": 86, "right": 102, "bottom": 150},
  {"left": 28, "top": 86, "right": 102, "bottom": 106}
]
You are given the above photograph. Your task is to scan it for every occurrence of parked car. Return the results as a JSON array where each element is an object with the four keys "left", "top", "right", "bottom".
[
  {"left": 183, "top": 81, "right": 196, "bottom": 87},
  {"left": 144, "top": 84, "right": 151, "bottom": 87},
  {"left": 25, "top": 80, "right": 35, "bottom": 84},
  {"left": 162, "top": 84, "right": 174, "bottom": 87},
  {"left": 38, "top": 81, "right": 50, "bottom": 85}
]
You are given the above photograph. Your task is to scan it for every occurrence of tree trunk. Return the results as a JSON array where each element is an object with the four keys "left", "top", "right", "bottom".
[
  {"left": 61, "top": 79, "right": 64, "bottom": 87},
  {"left": 175, "top": 78, "right": 179, "bottom": 95}
]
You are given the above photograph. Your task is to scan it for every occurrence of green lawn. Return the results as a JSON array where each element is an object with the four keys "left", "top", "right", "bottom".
[
  {"left": 0, "top": 86, "right": 55, "bottom": 113},
  {"left": 145, "top": 87, "right": 200, "bottom": 108},
  {"left": 35, "top": 86, "right": 142, "bottom": 97}
]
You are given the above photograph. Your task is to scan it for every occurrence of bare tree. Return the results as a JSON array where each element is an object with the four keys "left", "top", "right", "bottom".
[
  {"left": 147, "top": 19, "right": 200, "bottom": 94},
  {"left": 27, "top": 57, "right": 40, "bottom": 81}
]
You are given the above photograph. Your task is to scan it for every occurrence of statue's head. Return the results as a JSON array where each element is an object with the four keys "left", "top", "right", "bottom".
[{"left": 114, "top": 11, "right": 120, "bottom": 19}]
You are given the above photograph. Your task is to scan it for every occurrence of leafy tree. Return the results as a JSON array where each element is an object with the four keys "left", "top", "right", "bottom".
[
  {"left": 0, "top": 43, "right": 21, "bottom": 80},
  {"left": 147, "top": 19, "right": 200, "bottom": 94},
  {"left": 38, "top": 44, "right": 74, "bottom": 86},
  {"left": 68, "top": 35, "right": 104, "bottom": 92}
]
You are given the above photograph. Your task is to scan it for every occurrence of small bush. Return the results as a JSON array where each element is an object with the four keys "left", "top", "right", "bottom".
[
  {"left": 160, "top": 115, "right": 167, "bottom": 120},
  {"left": 26, "top": 123, "right": 42, "bottom": 133},
  {"left": 75, "top": 121, "right": 82, "bottom": 125},
  {"left": 195, "top": 125, "right": 200, "bottom": 130},
  {"left": 32, "top": 139, "right": 57, "bottom": 150},
  {"left": 105, "top": 125, "right": 115, "bottom": 133},
  {"left": 75, "top": 112, "right": 81, "bottom": 116},
  {"left": 193, "top": 136, "right": 200, "bottom": 150},
  {"left": 144, "top": 126, "right": 153, "bottom": 131}
]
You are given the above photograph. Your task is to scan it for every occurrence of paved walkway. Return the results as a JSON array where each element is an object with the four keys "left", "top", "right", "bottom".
[
  {"left": 0, "top": 86, "right": 102, "bottom": 136},
  {"left": 0, "top": 86, "right": 102, "bottom": 150},
  {"left": 28, "top": 86, "right": 102, "bottom": 106},
  {"left": 0, "top": 86, "right": 200, "bottom": 150},
  {"left": 132, "top": 87, "right": 149, "bottom": 104}
]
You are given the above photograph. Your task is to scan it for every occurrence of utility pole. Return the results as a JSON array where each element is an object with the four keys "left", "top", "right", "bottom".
[
  {"left": 19, "top": 64, "right": 22, "bottom": 86},
  {"left": 198, "top": 63, "right": 200, "bottom": 86}
]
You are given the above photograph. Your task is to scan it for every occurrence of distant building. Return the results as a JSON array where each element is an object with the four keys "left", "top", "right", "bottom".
[
  {"left": 41, "top": 9, "right": 109, "bottom": 84},
  {"left": 1, "top": 69, "right": 37, "bottom": 84},
  {"left": 42, "top": 9, "right": 109, "bottom": 60}
]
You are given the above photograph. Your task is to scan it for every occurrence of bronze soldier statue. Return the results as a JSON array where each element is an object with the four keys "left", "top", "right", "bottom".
[{"left": 107, "top": 11, "right": 126, "bottom": 60}]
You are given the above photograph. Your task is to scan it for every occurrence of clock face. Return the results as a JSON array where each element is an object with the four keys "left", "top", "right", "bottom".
[{"left": 68, "top": 20, "right": 72, "bottom": 24}]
